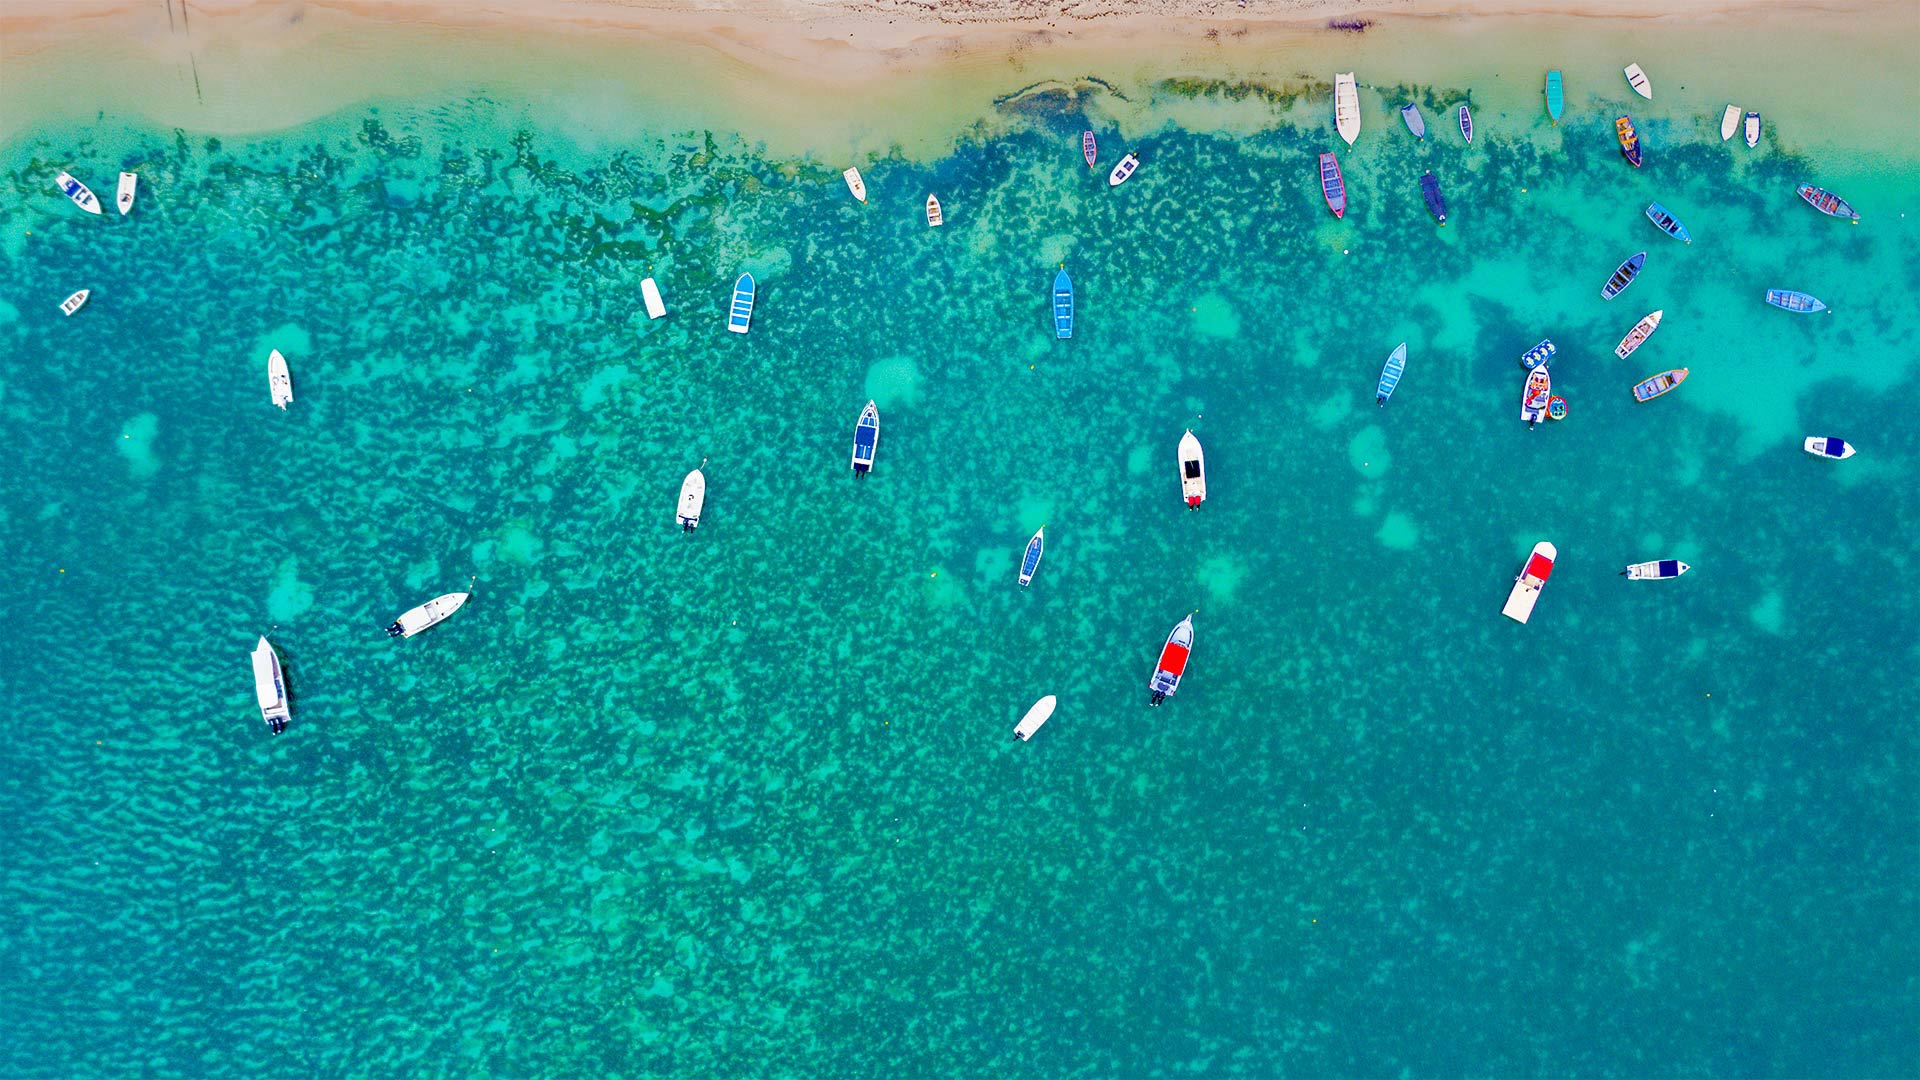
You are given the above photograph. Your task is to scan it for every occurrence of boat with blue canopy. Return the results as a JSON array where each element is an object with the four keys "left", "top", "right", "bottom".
[
  {"left": 1019, "top": 527, "right": 1045, "bottom": 587},
  {"left": 851, "top": 401, "right": 879, "bottom": 475},
  {"left": 1052, "top": 268, "right": 1074, "bottom": 339},
  {"left": 1376, "top": 342, "right": 1407, "bottom": 406},
  {"left": 1623, "top": 560, "right": 1690, "bottom": 580}
]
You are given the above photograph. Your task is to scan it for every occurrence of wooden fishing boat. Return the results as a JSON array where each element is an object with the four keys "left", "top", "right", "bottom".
[
  {"left": 116, "top": 172, "right": 136, "bottom": 215},
  {"left": 1178, "top": 429, "right": 1206, "bottom": 508},
  {"left": 1624, "top": 63, "right": 1652, "bottom": 99},
  {"left": 1803, "top": 436, "right": 1855, "bottom": 459},
  {"left": 676, "top": 466, "right": 706, "bottom": 531},
  {"left": 1400, "top": 103, "right": 1426, "bottom": 139},
  {"left": 926, "top": 194, "right": 943, "bottom": 227},
  {"left": 59, "top": 289, "right": 89, "bottom": 316},
  {"left": 1797, "top": 184, "right": 1858, "bottom": 222},
  {"left": 1631, "top": 367, "right": 1688, "bottom": 402},
  {"left": 1623, "top": 559, "right": 1689, "bottom": 580},
  {"left": 1721, "top": 105, "right": 1741, "bottom": 142},
  {"left": 728, "top": 272, "right": 755, "bottom": 333},
  {"left": 843, "top": 167, "right": 867, "bottom": 203},
  {"left": 1334, "top": 72, "right": 1361, "bottom": 146},
  {"left": 851, "top": 400, "right": 880, "bottom": 475},
  {"left": 1546, "top": 71, "right": 1564, "bottom": 124},
  {"left": 1744, "top": 111, "right": 1761, "bottom": 148},
  {"left": 1052, "top": 268, "right": 1074, "bottom": 339},
  {"left": 1419, "top": 171, "right": 1447, "bottom": 225},
  {"left": 1519, "top": 339, "right": 1557, "bottom": 370},
  {"left": 1019, "top": 526, "right": 1045, "bottom": 587},
  {"left": 1376, "top": 342, "right": 1407, "bottom": 406},
  {"left": 1014, "top": 695, "right": 1057, "bottom": 741},
  {"left": 250, "top": 637, "right": 290, "bottom": 734},
  {"left": 1614, "top": 309, "right": 1664, "bottom": 359},
  {"left": 1319, "top": 152, "right": 1346, "bottom": 219},
  {"left": 1082, "top": 131, "right": 1097, "bottom": 168},
  {"left": 1615, "top": 116, "right": 1642, "bottom": 167},
  {"left": 1645, "top": 202, "right": 1691, "bottom": 243},
  {"left": 268, "top": 349, "right": 293, "bottom": 408},
  {"left": 1601, "top": 252, "right": 1647, "bottom": 300},
  {"left": 1108, "top": 153, "right": 1139, "bottom": 187},
  {"left": 1458, "top": 105, "right": 1474, "bottom": 145},
  {"left": 1521, "top": 365, "right": 1552, "bottom": 426},
  {"left": 1766, "top": 289, "right": 1827, "bottom": 313},
  {"left": 55, "top": 171, "right": 101, "bottom": 214},
  {"left": 1502, "top": 541, "right": 1556, "bottom": 624},
  {"left": 641, "top": 277, "right": 666, "bottom": 319},
  {"left": 1147, "top": 614, "right": 1195, "bottom": 706},
  {"left": 386, "top": 592, "right": 470, "bottom": 638}
]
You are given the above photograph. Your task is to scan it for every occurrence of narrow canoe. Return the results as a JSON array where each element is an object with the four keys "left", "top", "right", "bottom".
[
  {"left": 1458, "top": 105, "right": 1473, "bottom": 145},
  {"left": 1614, "top": 309, "right": 1664, "bottom": 359},
  {"left": 851, "top": 400, "right": 880, "bottom": 475},
  {"left": 1616, "top": 116, "right": 1642, "bottom": 168},
  {"left": 1631, "top": 367, "right": 1688, "bottom": 402},
  {"left": 1319, "top": 152, "right": 1346, "bottom": 219},
  {"left": 1334, "top": 72, "right": 1361, "bottom": 146},
  {"left": 727, "top": 273, "right": 755, "bottom": 333},
  {"left": 926, "top": 193, "right": 943, "bottom": 227},
  {"left": 1400, "top": 103, "right": 1426, "bottom": 139},
  {"left": 1624, "top": 63, "right": 1652, "bottom": 99},
  {"left": 1052, "top": 268, "right": 1074, "bottom": 339},
  {"left": 1546, "top": 71, "right": 1564, "bottom": 124},
  {"left": 1803, "top": 436, "right": 1854, "bottom": 459},
  {"left": 641, "top": 277, "right": 666, "bottom": 319},
  {"left": 1721, "top": 105, "right": 1742, "bottom": 141},
  {"left": 1019, "top": 526, "right": 1045, "bottom": 587},
  {"left": 1765, "top": 289, "right": 1827, "bottom": 313},
  {"left": 268, "top": 349, "right": 293, "bottom": 408},
  {"left": 116, "top": 171, "right": 136, "bottom": 215},
  {"left": 59, "top": 289, "right": 89, "bottom": 316},
  {"left": 1601, "top": 252, "right": 1647, "bottom": 300},
  {"left": 676, "top": 468, "right": 706, "bottom": 531},
  {"left": 1744, "top": 111, "right": 1761, "bottom": 148},
  {"left": 1419, "top": 171, "right": 1446, "bottom": 225},
  {"left": 1014, "top": 695, "right": 1057, "bottom": 741},
  {"left": 1109, "top": 153, "right": 1139, "bottom": 187},
  {"left": 1623, "top": 560, "right": 1690, "bottom": 580},
  {"left": 1502, "top": 542, "right": 1557, "bottom": 624},
  {"left": 1178, "top": 429, "right": 1206, "bottom": 508},
  {"left": 1082, "top": 131, "right": 1097, "bottom": 168},
  {"left": 1376, "top": 342, "right": 1407, "bottom": 406},
  {"left": 1797, "top": 184, "right": 1857, "bottom": 221},
  {"left": 1645, "top": 202, "right": 1691, "bottom": 243},
  {"left": 843, "top": 167, "right": 867, "bottom": 203},
  {"left": 55, "top": 171, "right": 101, "bottom": 214}
]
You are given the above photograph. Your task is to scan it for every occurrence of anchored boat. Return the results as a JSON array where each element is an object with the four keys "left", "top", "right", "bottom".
[
  {"left": 1502, "top": 541, "right": 1557, "bottom": 624},
  {"left": 1053, "top": 268, "right": 1074, "bottom": 339},
  {"left": 1614, "top": 309, "right": 1664, "bottom": 359},
  {"left": 1014, "top": 695, "right": 1058, "bottom": 741},
  {"left": 1546, "top": 71, "right": 1564, "bottom": 124},
  {"left": 641, "top": 277, "right": 666, "bottom": 319},
  {"left": 1614, "top": 116, "right": 1642, "bottom": 168},
  {"left": 1147, "top": 614, "right": 1195, "bottom": 706},
  {"left": 1521, "top": 365, "right": 1552, "bottom": 427},
  {"left": 1109, "top": 153, "right": 1139, "bottom": 187},
  {"left": 1458, "top": 104, "right": 1474, "bottom": 144},
  {"left": 1803, "top": 436, "right": 1854, "bottom": 459},
  {"left": 926, "top": 194, "right": 943, "bottom": 227},
  {"left": 387, "top": 592, "right": 470, "bottom": 638},
  {"left": 250, "top": 637, "right": 291, "bottom": 734},
  {"left": 1376, "top": 342, "right": 1407, "bottom": 406},
  {"left": 1319, "top": 152, "right": 1346, "bottom": 219},
  {"left": 1745, "top": 111, "right": 1761, "bottom": 148},
  {"left": 1797, "top": 184, "right": 1858, "bottom": 222},
  {"left": 59, "top": 289, "right": 89, "bottom": 316},
  {"left": 1645, "top": 202, "right": 1691, "bottom": 243},
  {"left": 1623, "top": 559, "right": 1690, "bottom": 580},
  {"left": 1631, "top": 367, "right": 1689, "bottom": 402},
  {"left": 1624, "top": 63, "right": 1652, "bottom": 99},
  {"left": 1765, "top": 289, "right": 1826, "bottom": 313},
  {"left": 1334, "top": 72, "right": 1361, "bottom": 145},
  {"left": 677, "top": 465, "right": 706, "bottom": 531},
  {"left": 1400, "top": 103, "right": 1426, "bottom": 139},
  {"left": 116, "top": 172, "right": 136, "bottom": 215},
  {"left": 843, "top": 167, "right": 867, "bottom": 202},
  {"left": 56, "top": 171, "right": 101, "bottom": 214},
  {"left": 1082, "top": 130, "right": 1097, "bottom": 168},
  {"left": 268, "top": 349, "right": 293, "bottom": 408},
  {"left": 1019, "top": 527, "right": 1045, "bottom": 587},
  {"left": 851, "top": 400, "right": 880, "bottom": 475},
  {"left": 728, "top": 273, "right": 755, "bottom": 333},
  {"left": 1178, "top": 430, "right": 1206, "bottom": 508},
  {"left": 1602, "top": 252, "right": 1647, "bottom": 300},
  {"left": 1721, "top": 104, "right": 1742, "bottom": 141},
  {"left": 1419, "top": 171, "right": 1447, "bottom": 225}
]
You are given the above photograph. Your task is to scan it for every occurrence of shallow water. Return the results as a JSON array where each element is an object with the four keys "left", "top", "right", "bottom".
[{"left": 2, "top": 72, "right": 1915, "bottom": 1077}]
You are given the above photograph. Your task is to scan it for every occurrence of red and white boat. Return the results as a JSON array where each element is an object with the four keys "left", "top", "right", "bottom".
[
  {"left": 1502, "top": 542, "right": 1556, "bottom": 624},
  {"left": 1148, "top": 614, "right": 1195, "bottom": 706},
  {"left": 1521, "top": 365, "right": 1551, "bottom": 426}
]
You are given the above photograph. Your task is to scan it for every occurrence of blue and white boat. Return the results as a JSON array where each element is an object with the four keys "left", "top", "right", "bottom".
[
  {"left": 1645, "top": 202, "right": 1691, "bottom": 243},
  {"left": 1744, "top": 111, "right": 1761, "bottom": 148},
  {"left": 1765, "top": 289, "right": 1826, "bottom": 313},
  {"left": 1803, "top": 436, "right": 1854, "bottom": 459},
  {"left": 1622, "top": 559, "right": 1690, "bottom": 580},
  {"left": 1545, "top": 71, "right": 1564, "bottom": 124},
  {"left": 55, "top": 171, "right": 101, "bottom": 215},
  {"left": 1019, "top": 527, "right": 1045, "bottom": 587},
  {"left": 1419, "top": 171, "right": 1446, "bottom": 225},
  {"left": 1400, "top": 103, "right": 1426, "bottom": 139},
  {"left": 851, "top": 400, "right": 879, "bottom": 475},
  {"left": 1052, "top": 268, "right": 1073, "bottom": 339},
  {"left": 1602, "top": 252, "right": 1646, "bottom": 300},
  {"left": 1519, "top": 339, "right": 1557, "bottom": 370},
  {"left": 727, "top": 273, "right": 755, "bottom": 333},
  {"left": 1376, "top": 342, "right": 1407, "bottom": 406}
]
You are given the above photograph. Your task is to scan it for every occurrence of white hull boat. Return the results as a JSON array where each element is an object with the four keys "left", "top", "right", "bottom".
[
  {"left": 116, "top": 171, "right": 137, "bottom": 215},
  {"left": 268, "top": 349, "right": 293, "bottom": 408},
  {"left": 1108, "top": 153, "right": 1139, "bottom": 187},
  {"left": 1018, "top": 526, "right": 1044, "bottom": 587},
  {"left": 641, "top": 277, "right": 666, "bottom": 319},
  {"left": 1623, "top": 559, "right": 1690, "bottom": 579},
  {"left": 1614, "top": 309, "right": 1664, "bottom": 359},
  {"left": 251, "top": 636, "right": 291, "bottom": 734},
  {"left": 1624, "top": 64, "right": 1652, "bottom": 100},
  {"left": 56, "top": 171, "right": 101, "bottom": 214},
  {"left": 851, "top": 400, "right": 880, "bottom": 475},
  {"left": 1803, "top": 436, "right": 1855, "bottom": 459},
  {"left": 1721, "top": 105, "right": 1741, "bottom": 141},
  {"left": 1521, "top": 365, "right": 1552, "bottom": 426},
  {"left": 844, "top": 167, "right": 867, "bottom": 203},
  {"left": 1502, "top": 541, "right": 1557, "bottom": 624},
  {"left": 387, "top": 592, "right": 470, "bottom": 638},
  {"left": 1147, "top": 614, "right": 1195, "bottom": 706},
  {"left": 60, "top": 289, "right": 89, "bottom": 316},
  {"left": 677, "top": 466, "right": 706, "bottom": 531},
  {"left": 1014, "top": 695, "right": 1057, "bottom": 741},
  {"left": 1334, "top": 72, "right": 1361, "bottom": 146},
  {"left": 926, "top": 194, "right": 943, "bottom": 227},
  {"left": 1744, "top": 111, "right": 1761, "bottom": 148},
  {"left": 1178, "top": 429, "right": 1206, "bottom": 508}
]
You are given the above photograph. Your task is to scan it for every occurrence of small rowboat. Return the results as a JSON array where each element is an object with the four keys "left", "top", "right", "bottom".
[
  {"left": 1624, "top": 63, "right": 1652, "bottom": 99},
  {"left": 1178, "top": 429, "right": 1206, "bottom": 508},
  {"left": 1019, "top": 526, "right": 1045, "bottom": 587},
  {"left": 1744, "top": 111, "right": 1761, "bottom": 148},
  {"left": 1797, "top": 184, "right": 1858, "bottom": 222},
  {"left": 1147, "top": 614, "right": 1195, "bottom": 706},
  {"left": 116, "top": 171, "right": 136, "bottom": 215},
  {"left": 1614, "top": 309, "right": 1663, "bottom": 359},
  {"left": 1645, "top": 202, "right": 1690, "bottom": 243},
  {"left": 1376, "top": 342, "right": 1407, "bottom": 406},
  {"left": 1052, "top": 268, "right": 1073, "bottom": 339},
  {"left": 1521, "top": 365, "right": 1552, "bottom": 426},
  {"left": 268, "top": 349, "right": 293, "bottom": 408},
  {"left": 1721, "top": 105, "right": 1742, "bottom": 141},
  {"left": 1109, "top": 153, "right": 1139, "bottom": 187},
  {"left": 1519, "top": 339, "right": 1556, "bottom": 370},
  {"left": 1803, "top": 436, "right": 1854, "bottom": 459},
  {"left": 843, "top": 167, "right": 867, "bottom": 203},
  {"left": 1602, "top": 252, "right": 1647, "bottom": 300},
  {"left": 1014, "top": 695, "right": 1057, "bottom": 741},
  {"left": 926, "top": 194, "right": 943, "bottom": 227},
  {"left": 641, "top": 277, "right": 666, "bottom": 319},
  {"left": 1631, "top": 367, "right": 1688, "bottom": 402},
  {"left": 1623, "top": 559, "right": 1689, "bottom": 580},
  {"left": 1616, "top": 116, "right": 1642, "bottom": 168},
  {"left": 1502, "top": 541, "right": 1556, "bottom": 624},
  {"left": 851, "top": 400, "right": 880, "bottom": 475},
  {"left": 1334, "top": 72, "right": 1361, "bottom": 146},
  {"left": 1765, "top": 289, "right": 1826, "bottom": 313},
  {"left": 1419, "top": 171, "right": 1446, "bottom": 225},
  {"left": 727, "top": 273, "right": 755, "bottom": 333},
  {"left": 1458, "top": 105, "right": 1473, "bottom": 144},
  {"left": 1082, "top": 131, "right": 1097, "bottom": 168},
  {"left": 59, "top": 289, "right": 89, "bottom": 316},
  {"left": 387, "top": 592, "right": 470, "bottom": 638},
  {"left": 1318, "top": 152, "right": 1346, "bottom": 219},
  {"left": 1400, "top": 103, "right": 1426, "bottom": 139},
  {"left": 56, "top": 171, "right": 101, "bottom": 214},
  {"left": 676, "top": 466, "right": 706, "bottom": 531},
  {"left": 251, "top": 637, "right": 290, "bottom": 734},
  {"left": 1546, "top": 71, "right": 1564, "bottom": 124}
]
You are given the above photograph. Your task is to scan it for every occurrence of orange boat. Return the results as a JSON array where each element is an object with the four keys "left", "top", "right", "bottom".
[{"left": 1616, "top": 116, "right": 1642, "bottom": 167}]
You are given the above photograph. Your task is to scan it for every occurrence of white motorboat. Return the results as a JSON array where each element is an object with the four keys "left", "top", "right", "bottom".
[
  {"left": 1744, "top": 111, "right": 1761, "bottom": 148},
  {"left": 1803, "top": 436, "right": 1855, "bottom": 459},
  {"left": 60, "top": 289, "right": 89, "bottom": 316},
  {"left": 1334, "top": 72, "right": 1361, "bottom": 146},
  {"left": 1623, "top": 560, "right": 1690, "bottom": 580},
  {"left": 1014, "top": 695, "right": 1057, "bottom": 741},
  {"left": 1147, "top": 614, "right": 1195, "bottom": 706},
  {"left": 386, "top": 592, "right": 470, "bottom": 638},
  {"left": 1721, "top": 104, "right": 1741, "bottom": 141},
  {"left": 1614, "top": 309, "right": 1663, "bottom": 360},
  {"left": 641, "top": 277, "right": 666, "bottom": 319},
  {"left": 1624, "top": 64, "right": 1652, "bottom": 100},
  {"left": 251, "top": 636, "right": 291, "bottom": 734},
  {"left": 677, "top": 465, "right": 706, "bottom": 531},
  {"left": 844, "top": 167, "right": 867, "bottom": 203},
  {"left": 1178, "top": 429, "right": 1206, "bottom": 508},
  {"left": 117, "top": 171, "right": 137, "bottom": 215},
  {"left": 268, "top": 349, "right": 293, "bottom": 408},
  {"left": 56, "top": 171, "right": 101, "bottom": 214},
  {"left": 926, "top": 194, "right": 943, "bottom": 227},
  {"left": 1502, "top": 541, "right": 1557, "bottom": 624},
  {"left": 1108, "top": 153, "right": 1139, "bottom": 187},
  {"left": 851, "top": 400, "right": 880, "bottom": 475}
]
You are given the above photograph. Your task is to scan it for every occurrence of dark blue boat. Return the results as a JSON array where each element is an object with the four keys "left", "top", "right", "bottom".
[
  {"left": 1052, "top": 268, "right": 1073, "bottom": 339},
  {"left": 1419, "top": 171, "right": 1447, "bottom": 225},
  {"left": 1019, "top": 527, "right": 1045, "bottom": 587},
  {"left": 1601, "top": 252, "right": 1646, "bottom": 300}
]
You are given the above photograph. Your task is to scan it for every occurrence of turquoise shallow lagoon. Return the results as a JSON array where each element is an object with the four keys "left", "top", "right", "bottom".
[{"left": 2, "top": 71, "right": 1916, "bottom": 1076}]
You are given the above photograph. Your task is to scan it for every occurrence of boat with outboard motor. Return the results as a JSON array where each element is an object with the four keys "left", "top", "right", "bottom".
[
  {"left": 387, "top": 592, "right": 470, "bottom": 638},
  {"left": 268, "top": 349, "right": 293, "bottom": 408},
  {"left": 1623, "top": 560, "right": 1690, "bottom": 580},
  {"left": 251, "top": 637, "right": 290, "bottom": 734},
  {"left": 851, "top": 400, "right": 880, "bottom": 475},
  {"left": 1148, "top": 614, "right": 1195, "bottom": 706},
  {"left": 1014, "top": 695, "right": 1058, "bottom": 740},
  {"left": 1521, "top": 365, "right": 1552, "bottom": 426},
  {"left": 56, "top": 171, "right": 101, "bottom": 214},
  {"left": 1178, "top": 430, "right": 1206, "bottom": 508},
  {"left": 677, "top": 464, "right": 706, "bottom": 530},
  {"left": 1502, "top": 542, "right": 1556, "bottom": 624}
]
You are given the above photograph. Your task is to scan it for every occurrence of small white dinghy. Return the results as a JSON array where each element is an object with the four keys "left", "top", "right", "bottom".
[
  {"left": 1624, "top": 63, "right": 1653, "bottom": 100},
  {"left": 117, "top": 172, "right": 137, "bottom": 214},
  {"left": 641, "top": 277, "right": 666, "bottom": 319},
  {"left": 1803, "top": 436, "right": 1855, "bottom": 459},
  {"left": 60, "top": 289, "right": 89, "bottom": 316},
  {"left": 250, "top": 636, "right": 291, "bottom": 734},
  {"left": 1178, "top": 429, "right": 1206, "bottom": 508},
  {"left": 1014, "top": 695, "right": 1057, "bottom": 741},
  {"left": 926, "top": 194, "right": 943, "bottom": 227},
  {"left": 677, "top": 463, "right": 706, "bottom": 531},
  {"left": 1334, "top": 72, "right": 1361, "bottom": 146},
  {"left": 268, "top": 349, "right": 293, "bottom": 409},
  {"left": 1623, "top": 559, "right": 1690, "bottom": 580},
  {"left": 843, "top": 167, "right": 867, "bottom": 203},
  {"left": 1108, "top": 153, "right": 1140, "bottom": 187},
  {"left": 56, "top": 171, "right": 101, "bottom": 214},
  {"left": 386, "top": 592, "right": 470, "bottom": 638},
  {"left": 1502, "top": 541, "right": 1557, "bottom": 624},
  {"left": 1721, "top": 105, "right": 1742, "bottom": 141}
]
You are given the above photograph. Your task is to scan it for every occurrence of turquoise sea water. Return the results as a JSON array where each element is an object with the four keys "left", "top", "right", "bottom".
[{"left": 3, "top": 75, "right": 1916, "bottom": 1077}]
